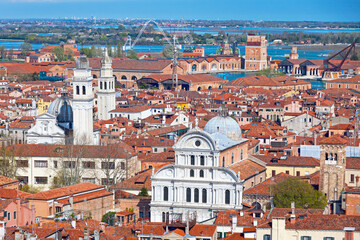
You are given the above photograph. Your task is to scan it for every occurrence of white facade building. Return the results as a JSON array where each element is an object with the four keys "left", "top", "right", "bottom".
[
  {"left": 72, "top": 56, "right": 94, "bottom": 145},
  {"left": 150, "top": 114, "right": 245, "bottom": 223},
  {"left": 97, "top": 49, "right": 116, "bottom": 120},
  {"left": 26, "top": 113, "right": 65, "bottom": 144}
]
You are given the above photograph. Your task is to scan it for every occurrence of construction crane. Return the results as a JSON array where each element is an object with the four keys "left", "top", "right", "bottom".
[
  {"left": 322, "top": 39, "right": 357, "bottom": 79},
  {"left": 123, "top": 20, "right": 193, "bottom": 93}
]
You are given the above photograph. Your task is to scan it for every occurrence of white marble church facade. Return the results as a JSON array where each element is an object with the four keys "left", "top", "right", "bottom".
[{"left": 150, "top": 116, "right": 245, "bottom": 223}]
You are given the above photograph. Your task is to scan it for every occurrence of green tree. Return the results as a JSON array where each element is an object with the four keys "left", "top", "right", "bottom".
[
  {"left": 118, "top": 24, "right": 126, "bottom": 31},
  {"left": 8, "top": 47, "right": 14, "bottom": 61},
  {"left": 138, "top": 186, "right": 149, "bottom": 197},
  {"left": 52, "top": 46, "right": 65, "bottom": 62},
  {"left": 271, "top": 178, "right": 327, "bottom": 209},
  {"left": 162, "top": 45, "right": 182, "bottom": 59},
  {"left": 20, "top": 42, "right": 32, "bottom": 57},
  {"left": 126, "top": 49, "right": 138, "bottom": 59},
  {"left": 102, "top": 211, "right": 116, "bottom": 225},
  {"left": 255, "top": 68, "right": 285, "bottom": 77},
  {"left": 0, "top": 147, "right": 17, "bottom": 178},
  {"left": 0, "top": 46, "right": 5, "bottom": 60}
]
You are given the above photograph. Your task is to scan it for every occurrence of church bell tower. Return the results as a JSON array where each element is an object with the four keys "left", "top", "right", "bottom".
[
  {"left": 97, "top": 49, "right": 116, "bottom": 120},
  {"left": 72, "top": 55, "right": 94, "bottom": 145}
]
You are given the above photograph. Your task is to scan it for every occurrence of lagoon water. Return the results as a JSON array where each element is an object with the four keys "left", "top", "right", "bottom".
[{"left": 0, "top": 40, "right": 331, "bottom": 61}]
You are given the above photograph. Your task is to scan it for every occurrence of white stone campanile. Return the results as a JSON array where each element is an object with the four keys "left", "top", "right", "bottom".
[
  {"left": 72, "top": 55, "right": 94, "bottom": 145},
  {"left": 97, "top": 49, "right": 116, "bottom": 120}
]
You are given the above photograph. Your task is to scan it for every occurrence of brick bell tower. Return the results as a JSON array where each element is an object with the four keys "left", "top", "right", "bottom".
[{"left": 319, "top": 136, "right": 347, "bottom": 203}]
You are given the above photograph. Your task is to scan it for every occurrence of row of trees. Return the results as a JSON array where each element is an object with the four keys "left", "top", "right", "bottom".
[{"left": 80, "top": 44, "right": 138, "bottom": 59}]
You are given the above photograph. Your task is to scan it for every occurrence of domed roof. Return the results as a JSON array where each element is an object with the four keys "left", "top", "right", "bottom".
[
  {"left": 47, "top": 88, "right": 73, "bottom": 120},
  {"left": 204, "top": 109, "right": 242, "bottom": 141}
]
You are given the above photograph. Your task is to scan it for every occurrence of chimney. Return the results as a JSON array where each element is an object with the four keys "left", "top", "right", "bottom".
[
  {"left": 290, "top": 201, "right": 296, "bottom": 224},
  {"left": 94, "top": 230, "right": 100, "bottom": 240},
  {"left": 100, "top": 222, "right": 106, "bottom": 233},
  {"left": 253, "top": 219, "right": 258, "bottom": 227},
  {"left": 231, "top": 214, "right": 237, "bottom": 232},
  {"left": 84, "top": 228, "right": 90, "bottom": 240},
  {"left": 162, "top": 115, "right": 166, "bottom": 125},
  {"left": 71, "top": 219, "right": 77, "bottom": 229}
]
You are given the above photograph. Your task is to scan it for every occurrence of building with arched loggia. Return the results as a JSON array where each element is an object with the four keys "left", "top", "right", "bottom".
[{"left": 150, "top": 110, "right": 248, "bottom": 223}]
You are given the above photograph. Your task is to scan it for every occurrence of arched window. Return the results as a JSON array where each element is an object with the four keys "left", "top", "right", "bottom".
[
  {"left": 131, "top": 76, "right": 137, "bottom": 80},
  {"left": 222, "top": 157, "right": 225, "bottom": 167},
  {"left": 163, "top": 187, "right": 168, "bottom": 201},
  {"left": 200, "top": 156, "right": 205, "bottom": 166},
  {"left": 241, "top": 149, "right": 243, "bottom": 160},
  {"left": 334, "top": 153, "right": 338, "bottom": 161},
  {"left": 100, "top": 82, "right": 103, "bottom": 90},
  {"left": 192, "top": 64, "right": 197, "bottom": 72},
  {"left": 121, "top": 75, "right": 127, "bottom": 80},
  {"left": 194, "top": 188, "right": 199, "bottom": 202},
  {"left": 76, "top": 86, "right": 80, "bottom": 95},
  {"left": 225, "top": 190, "right": 230, "bottom": 204},
  {"left": 202, "top": 189, "right": 207, "bottom": 203},
  {"left": 104, "top": 81, "right": 107, "bottom": 90},
  {"left": 200, "top": 170, "right": 204, "bottom": 178},
  {"left": 162, "top": 212, "right": 166, "bottom": 222},
  {"left": 190, "top": 169, "right": 194, "bottom": 177},
  {"left": 325, "top": 153, "right": 329, "bottom": 160},
  {"left": 186, "top": 188, "right": 191, "bottom": 202},
  {"left": 82, "top": 86, "right": 86, "bottom": 95},
  {"left": 191, "top": 155, "right": 195, "bottom": 165},
  {"left": 231, "top": 153, "right": 234, "bottom": 164}
]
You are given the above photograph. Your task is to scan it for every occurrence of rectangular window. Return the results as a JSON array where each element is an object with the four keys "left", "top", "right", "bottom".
[
  {"left": 121, "top": 162, "right": 125, "bottom": 170},
  {"left": 55, "top": 207, "right": 62, "bottom": 213},
  {"left": 101, "top": 162, "right": 115, "bottom": 169},
  {"left": 296, "top": 171, "right": 300, "bottom": 177},
  {"left": 263, "top": 235, "right": 271, "bottom": 240},
  {"left": 16, "top": 160, "right": 28, "bottom": 167},
  {"left": 64, "top": 161, "right": 76, "bottom": 168},
  {"left": 272, "top": 170, "right": 276, "bottom": 177},
  {"left": 82, "top": 178, "right": 96, "bottom": 184},
  {"left": 17, "top": 176, "right": 28, "bottom": 184},
  {"left": 35, "top": 177, "right": 48, "bottom": 184},
  {"left": 301, "top": 237, "right": 311, "bottom": 240},
  {"left": 8, "top": 212, "right": 10, "bottom": 221},
  {"left": 82, "top": 161, "right": 95, "bottom": 169},
  {"left": 101, "top": 178, "right": 114, "bottom": 185},
  {"left": 34, "top": 160, "right": 48, "bottom": 168},
  {"left": 54, "top": 161, "right": 58, "bottom": 168},
  {"left": 323, "top": 238, "right": 334, "bottom": 240},
  {"left": 350, "top": 174, "right": 355, "bottom": 183},
  {"left": 286, "top": 170, "right": 290, "bottom": 175}
]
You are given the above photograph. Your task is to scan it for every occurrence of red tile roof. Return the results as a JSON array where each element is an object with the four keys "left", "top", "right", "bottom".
[{"left": 26, "top": 182, "right": 105, "bottom": 200}]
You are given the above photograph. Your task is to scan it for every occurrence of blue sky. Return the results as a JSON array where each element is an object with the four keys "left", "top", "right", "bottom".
[{"left": 1, "top": 0, "right": 359, "bottom": 21}]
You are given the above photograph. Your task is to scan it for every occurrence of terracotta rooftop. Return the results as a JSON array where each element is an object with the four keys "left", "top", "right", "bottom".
[
  {"left": 318, "top": 135, "right": 347, "bottom": 145},
  {"left": 26, "top": 182, "right": 105, "bottom": 200}
]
